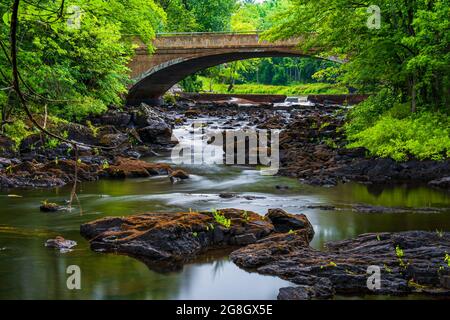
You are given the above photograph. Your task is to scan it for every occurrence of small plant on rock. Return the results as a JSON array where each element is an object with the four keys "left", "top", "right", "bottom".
[
  {"left": 211, "top": 209, "right": 231, "bottom": 229},
  {"left": 396, "top": 245, "right": 407, "bottom": 269},
  {"left": 102, "top": 160, "right": 110, "bottom": 170}
]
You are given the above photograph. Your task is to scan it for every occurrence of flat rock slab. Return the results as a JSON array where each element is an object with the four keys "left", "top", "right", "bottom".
[
  {"left": 230, "top": 231, "right": 450, "bottom": 299},
  {"left": 80, "top": 209, "right": 313, "bottom": 267}
]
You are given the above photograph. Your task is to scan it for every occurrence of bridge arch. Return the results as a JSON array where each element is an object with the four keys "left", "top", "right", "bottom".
[{"left": 126, "top": 33, "right": 318, "bottom": 105}]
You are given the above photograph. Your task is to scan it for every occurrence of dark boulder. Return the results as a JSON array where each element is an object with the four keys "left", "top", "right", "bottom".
[
  {"left": 230, "top": 231, "right": 450, "bottom": 299},
  {"left": 429, "top": 177, "right": 450, "bottom": 190},
  {"left": 45, "top": 236, "right": 77, "bottom": 253},
  {"left": 80, "top": 209, "right": 275, "bottom": 263},
  {"left": 266, "top": 209, "right": 315, "bottom": 241},
  {"left": 169, "top": 169, "right": 190, "bottom": 180},
  {"left": 104, "top": 157, "right": 172, "bottom": 178},
  {"left": 0, "top": 135, "right": 16, "bottom": 158}
]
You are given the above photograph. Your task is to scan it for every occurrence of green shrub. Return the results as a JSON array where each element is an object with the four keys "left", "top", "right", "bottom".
[
  {"left": 347, "top": 112, "right": 450, "bottom": 161},
  {"left": 52, "top": 97, "right": 108, "bottom": 122},
  {"left": 163, "top": 93, "right": 177, "bottom": 105},
  {"left": 4, "top": 120, "right": 32, "bottom": 148},
  {"left": 197, "top": 77, "right": 348, "bottom": 95}
]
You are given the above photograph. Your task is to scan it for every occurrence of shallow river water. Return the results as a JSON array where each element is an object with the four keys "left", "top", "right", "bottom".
[{"left": 0, "top": 117, "right": 449, "bottom": 299}]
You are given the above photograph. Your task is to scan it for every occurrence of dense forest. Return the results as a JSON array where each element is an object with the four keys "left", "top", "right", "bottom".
[
  {"left": 0, "top": 0, "right": 450, "bottom": 303},
  {"left": 0, "top": 0, "right": 449, "bottom": 161}
]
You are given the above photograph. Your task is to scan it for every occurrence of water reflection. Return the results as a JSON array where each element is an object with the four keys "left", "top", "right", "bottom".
[{"left": 0, "top": 118, "right": 449, "bottom": 299}]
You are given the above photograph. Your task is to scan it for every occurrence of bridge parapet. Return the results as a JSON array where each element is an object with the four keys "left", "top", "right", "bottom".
[{"left": 147, "top": 32, "right": 301, "bottom": 51}]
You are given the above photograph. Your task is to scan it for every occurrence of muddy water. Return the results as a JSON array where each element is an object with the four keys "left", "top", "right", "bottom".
[{"left": 0, "top": 117, "right": 449, "bottom": 300}]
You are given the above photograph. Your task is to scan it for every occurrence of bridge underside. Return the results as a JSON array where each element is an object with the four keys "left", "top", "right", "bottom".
[{"left": 126, "top": 50, "right": 307, "bottom": 106}]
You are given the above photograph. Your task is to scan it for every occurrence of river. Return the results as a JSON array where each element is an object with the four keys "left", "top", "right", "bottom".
[{"left": 0, "top": 116, "right": 449, "bottom": 299}]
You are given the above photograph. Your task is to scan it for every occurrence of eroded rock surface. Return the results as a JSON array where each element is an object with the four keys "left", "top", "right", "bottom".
[
  {"left": 80, "top": 209, "right": 313, "bottom": 266},
  {"left": 45, "top": 236, "right": 77, "bottom": 253},
  {"left": 230, "top": 231, "right": 450, "bottom": 299},
  {"left": 0, "top": 157, "right": 176, "bottom": 189}
]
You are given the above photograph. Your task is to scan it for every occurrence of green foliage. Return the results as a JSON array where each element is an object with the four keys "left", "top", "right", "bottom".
[
  {"left": 396, "top": 246, "right": 404, "bottom": 259},
  {"left": 180, "top": 75, "right": 203, "bottom": 92},
  {"left": 86, "top": 120, "right": 99, "bottom": 137},
  {"left": 186, "top": 0, "right": 237, "bottom": 32},
  {"left": 101, "top": 160, "right": 110, "bottom": 170},
  {"left": 211, "top": 209, "right": 231, "bottom": 229},
  {"left": 347, "top": 109, "right": 450, "bottom": 162},
  {"left": 46, "top": 138, "right": 61, "bottom": 150},
  {"left": 320, "top": 261, "right": 337, "bottom": 269},
  {"left": 395, "top": 245, "right": 408, "bottom": 269},
  {"left": 198, "top": 78, "right": 347, "bottom": 95},
  {"left": 163, "top": 93, "right": 177, "bottom": 105},
  {"left": 3, "top": 120, "right": 32, "bottom": 148},
  {"left": 445, "top": 253, "right": 450, "bottom": 267},
  {"left": 265, "top": 0, "right": 450, "bottom": 111},
  {"left": 0, "top": 0, "right": 164, "bottom": 124}
]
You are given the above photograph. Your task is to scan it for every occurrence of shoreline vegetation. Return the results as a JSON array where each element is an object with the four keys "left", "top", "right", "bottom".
[
  {"left": 196, "top": 77, "right": 349, "bottom": 95},
  {"left": 0, "top": 0, "right": 449, "bottom": 301}
]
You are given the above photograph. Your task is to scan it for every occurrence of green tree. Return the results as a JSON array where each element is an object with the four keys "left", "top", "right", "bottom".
[
  {"left": 185, "top": 0, "right": 237, "bottom": 32},
  {"left": 266, "top": 0, "right": 450, "bottom": 112},
  {"left": 0, "top": 0, "right": 165, "bottom": 131}
]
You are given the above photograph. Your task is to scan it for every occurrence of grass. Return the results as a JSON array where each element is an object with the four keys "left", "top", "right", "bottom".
[{"left": 198, "top": 77, "right": 348, "bottom": 95}]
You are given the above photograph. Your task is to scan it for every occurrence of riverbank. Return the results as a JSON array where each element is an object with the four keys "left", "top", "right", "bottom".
[
  {"left": 1, "top": 100, "right": 449, "bottom": 190},
  {"left": 0, "top": 103, "right": 449, "bottom": 300}
]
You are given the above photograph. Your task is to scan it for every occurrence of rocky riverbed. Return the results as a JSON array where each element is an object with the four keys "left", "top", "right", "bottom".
[
  {"left": 80, "top": 209, "right": 313, "bottom": 270},
  {"left": 0, "top": 99, "right": 449, "bottom": 300},
  {"left": 80, "top": 207, "right": 450, "bottom": 299},
  {"left": 1, "top": 100, "right": 449, "bottom": 189}
]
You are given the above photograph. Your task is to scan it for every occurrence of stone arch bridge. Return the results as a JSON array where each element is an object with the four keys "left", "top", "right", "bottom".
[{"left": 127, "top": 32, "right": 318, "bottom": 105}]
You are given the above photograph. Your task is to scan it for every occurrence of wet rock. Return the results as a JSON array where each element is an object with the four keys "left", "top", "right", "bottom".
[
  {"left": 219, "top": 192, "right": 238, "bottom": 199},
  {"left": 40, "top": 201, "right": 61, "bottom": 212},
  {"left": 130, "top": 104, "right": 174, "bottom": 146},
  {"left": 45, "top": 236, "right": 77, "bottom": 253},
  {"left": 80, "top": 209, "right": 274, "bottom": 262},
  {"left": 266, "top": 209, "right": 315, "bottom": 241},
  {"left": 90, "top": 109, "right": 132, "bottom": 127},
  {"left": 278, "top": 278, "right": 335, "bottom": 300},
  {"left": 169, "top": 169, "right": 189, "bottom": 180},
  {"left": 231, "top": 231, "right": 450, "bottom": 299},
  {"left": 441, "top": 276, "right": 450, "bottom": 289},
  {"left": 105, "top": 157, "right": 171, "bottom": 178},
  {"left": 99, "top": 133, "right": 129, "bottom": 147},
  {"left": 429, "top": 177, "right": 450, "bottom": 190},
  {"left": 59, "top": 122, "right": 99, "bottom": 146},
  {"left": 0, "top": 159, "right": 96, "bottom": 189},
  {"left": 0, "top": 135, "right": 16, "bottom": 158},
  {"left": 185, "top": 109, "right": 201, "bottom": 118},
  {"left": 233, "top": 233, "right": 258, "bottom": 245},
  {"left": 19, "top": 134, "right": 43, "bottom": 153},
  {"left": 0, "top": 156, "right": 172, "bottom": 189},
  {"left": 278, "top": 109, "right": 450, "bottom": 186},
  {"left": 351, "top": 204, "right": 447, "bottom": 214},
  {"left": 0, "top": 157, "right": 12, "bottom": 168},
  {"left": 123, "top": 150, "right": 142, "bottom": 159}
]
